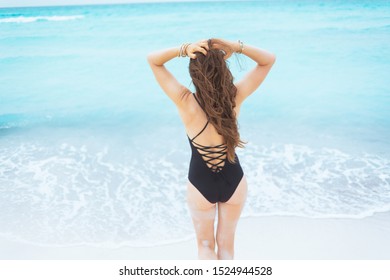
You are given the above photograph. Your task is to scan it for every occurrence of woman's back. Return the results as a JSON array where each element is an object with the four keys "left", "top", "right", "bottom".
[
  {"left": 147, "top": 38, "right": 275, "bottom": 259},
  {"left": 184, "top": 93, "right": 235, "bottom": 171},
  {"left": 184, "top": 93, "right": 241, "bottom": 145}
]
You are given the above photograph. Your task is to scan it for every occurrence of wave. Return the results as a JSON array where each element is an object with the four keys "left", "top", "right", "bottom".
[
  {"left": 0, "top": 138, "right": 389, "bottom": 248},
  {"left": 0, "top": 15, "right": 84, "bottom": 23},
  {"left": 243, "top": 206, "right": 390, "bottom": 220}
]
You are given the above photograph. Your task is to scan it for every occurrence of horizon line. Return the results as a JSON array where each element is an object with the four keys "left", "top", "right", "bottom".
[{"left": 0, "top": 0, "right": 243, "bottom": 9}]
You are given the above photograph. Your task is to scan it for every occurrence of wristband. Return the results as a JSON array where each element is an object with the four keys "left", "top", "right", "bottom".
[{"left": 237, "top": 40, "right": 244, "bottom": 54}]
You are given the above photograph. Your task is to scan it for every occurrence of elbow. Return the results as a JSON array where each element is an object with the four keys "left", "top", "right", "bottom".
[
  {"left": 257, "top": 53, "right": 276, "bottom": 67},
  {"left": 147, "top": 52, "right": 162, "bottom": 67},
  {"left": 263, "top": 53, "right": 276, "bottom": 68},
  {"left": 146, "top": 53, "right": 154, "bottom": 65},
  {"left": 270, "top": 53, "right": 276, "bottom": 65}
]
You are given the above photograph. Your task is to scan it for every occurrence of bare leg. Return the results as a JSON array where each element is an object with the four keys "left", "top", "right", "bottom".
[
  {"left": 216, "top": 175, "right": 248, "bottom": 260},
  {"left": 187, "top": 181, "right": 217, "bottom": 260}
]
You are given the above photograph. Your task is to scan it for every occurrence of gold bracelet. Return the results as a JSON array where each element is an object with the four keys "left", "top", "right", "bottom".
[
  {"left": 237, "top": 40, "right": 244, "bottom": 54},
  {"left": 182, "top": 43, "right": 190, "bottom": 57},
  {"left": 178, "top": 44, "right": 184, "bottom": 57},
  {"left": 178, "top": 43, "right": 191, "bottom": 57}
]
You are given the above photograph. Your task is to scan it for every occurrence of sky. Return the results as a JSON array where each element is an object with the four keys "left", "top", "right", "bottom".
[{"left": 0, "top": 0, "right": 219, "bottom": 8}]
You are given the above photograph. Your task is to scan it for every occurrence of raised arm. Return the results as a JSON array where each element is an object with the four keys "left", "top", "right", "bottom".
[
  {"left": 234, "top": 41, "right": 276, "bottom": 105},
  {"left": 147, "top": 41, "right": 208, "bottom": 105},
  {"left": 212, "top": 39, "right": 276, "bottom": 105}
]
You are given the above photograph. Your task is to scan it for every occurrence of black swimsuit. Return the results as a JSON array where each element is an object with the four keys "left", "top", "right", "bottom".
[{"left": 187, "top": 94, "right": 244, "bottom": 203}]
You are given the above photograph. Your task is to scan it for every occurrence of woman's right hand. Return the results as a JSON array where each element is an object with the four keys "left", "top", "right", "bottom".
[{"left": 186, "top": 40, "right": 209, "bottom": 59}]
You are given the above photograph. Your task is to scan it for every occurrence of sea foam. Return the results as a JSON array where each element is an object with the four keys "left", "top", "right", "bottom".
[
  {"left": 1, "top": 140, "right": 389, "bottom": 248},
  {"left": 0, "top": 15, "right": 84, "bottom": 23}
]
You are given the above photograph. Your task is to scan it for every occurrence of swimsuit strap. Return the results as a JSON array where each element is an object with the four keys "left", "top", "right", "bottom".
[
  {"left": 190, "top": 93, "right": 210, "bottom": 141},
  {"left": 193, "top": 93, "right": 203, "bottom": 109},
  {"left": 190, "top": 120, "right": 209, "bottom": 142},
  {"left": 193, "top": 93, "right": 210, "bottom": 120}
]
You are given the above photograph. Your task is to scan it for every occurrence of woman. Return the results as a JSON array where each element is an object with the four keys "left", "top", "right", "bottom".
[{"left": 147, "top": 38, "right": 275, "bottom": 259}]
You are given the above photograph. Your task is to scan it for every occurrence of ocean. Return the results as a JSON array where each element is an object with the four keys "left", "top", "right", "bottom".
[{"left": 1, "top": 1, "right": 390, "bottom": 248}]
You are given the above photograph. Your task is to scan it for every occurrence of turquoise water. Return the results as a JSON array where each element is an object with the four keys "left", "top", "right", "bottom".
[{"left": 1, "top": 1, "right": 390, "bottom": 247}]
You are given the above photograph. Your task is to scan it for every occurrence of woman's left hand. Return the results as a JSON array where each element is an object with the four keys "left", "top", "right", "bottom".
[{"left": 186, "top": 40, "right": 209, "bottom": 59}]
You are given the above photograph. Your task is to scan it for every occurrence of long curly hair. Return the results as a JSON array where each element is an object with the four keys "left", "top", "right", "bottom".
[{"left": 189, "top": 39, "right": 245, "bottom": 163}]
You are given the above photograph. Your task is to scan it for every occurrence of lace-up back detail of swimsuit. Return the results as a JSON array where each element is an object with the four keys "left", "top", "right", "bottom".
[
  {"left": 186, "top": 93, "right": 244, "bottom": 204},
  {"left": 189, "top": 120, "right": 228, "bottom": 173}
]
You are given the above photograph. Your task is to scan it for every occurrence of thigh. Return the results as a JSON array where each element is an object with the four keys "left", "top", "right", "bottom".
[
  {"left": 187, "top": 181, "right": 217, "bottom": 240},
  {"left": 218, "top": 175, "right": 248, "bottom": 228}
]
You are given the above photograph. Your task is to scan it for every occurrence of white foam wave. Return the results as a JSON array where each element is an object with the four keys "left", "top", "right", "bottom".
[
  {"left": 242, "top": 206, "right": 390, "bottom": 220},
  {"left": 240, "top": 143, "right": 390, "bottom": 220},
  {"left": 0, "top": 140, "right": 389, "bottom": 248},
  {"left": 0, "top": 15, "right": 84, "bottom": 23},
  {"left": 0, "top": 140, "right": 193, "bottom": 248}
]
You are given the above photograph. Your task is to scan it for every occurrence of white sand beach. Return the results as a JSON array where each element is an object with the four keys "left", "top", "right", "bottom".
[{"left": 1, "top": 211, "right": 389, "bottom": 260}]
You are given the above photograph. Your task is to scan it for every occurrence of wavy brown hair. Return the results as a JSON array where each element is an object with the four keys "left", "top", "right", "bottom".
[{"left": 189, "top": 39, "right": 245, "bottom": 163}]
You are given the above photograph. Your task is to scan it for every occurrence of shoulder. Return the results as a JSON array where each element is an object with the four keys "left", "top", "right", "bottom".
[{"left": 176, "top": 91, "right": 199, "bottom": 125}]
